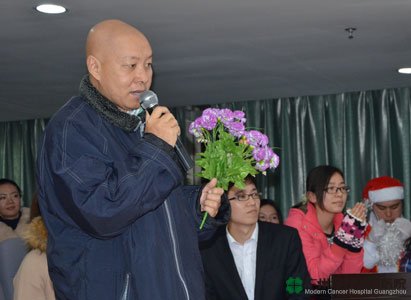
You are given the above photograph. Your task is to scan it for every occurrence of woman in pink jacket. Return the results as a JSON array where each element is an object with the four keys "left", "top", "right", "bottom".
[{"left": 285, "top": 165, "right": 367, "bottom": 284}]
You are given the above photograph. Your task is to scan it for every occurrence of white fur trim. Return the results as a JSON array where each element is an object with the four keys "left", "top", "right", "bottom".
[
  {"left": 369, "top": 186, "right": 404, "bottom": 203},
  {"left": 363, "top": 239, "right": 379, "bottom": 269}
]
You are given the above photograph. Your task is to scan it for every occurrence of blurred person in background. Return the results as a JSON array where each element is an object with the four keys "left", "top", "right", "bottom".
[
  {"left": 0, "top": 178, "right": 29, "bottom": 243},
  {"left": 259, "top": 199, "right": 283, "bottom": 224},
  {"left": 14, "top": 193, "right": 55, "bottom": 300}
]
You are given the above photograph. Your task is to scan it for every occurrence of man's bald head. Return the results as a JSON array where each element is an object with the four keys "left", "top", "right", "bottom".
[{"left": 86, "top": 19, "right": 148, "bottom": 59}]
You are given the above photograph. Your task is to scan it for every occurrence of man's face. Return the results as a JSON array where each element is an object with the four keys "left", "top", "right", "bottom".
[
  {"left": 96, "top": 33, "right": 153, "bottom": 111},
  {"left": 228, "top": 181, "right": 260, "bottom": 226},
  {"left": 373, "top": 199, "right": 403, "bottom": 223}
]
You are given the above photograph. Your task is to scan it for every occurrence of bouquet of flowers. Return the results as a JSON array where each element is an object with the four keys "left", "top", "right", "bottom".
[{"left": 189, "top": 108, "right": 280, "bottom": 228}]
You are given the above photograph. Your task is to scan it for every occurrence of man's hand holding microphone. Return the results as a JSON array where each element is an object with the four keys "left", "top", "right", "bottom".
[{"left": 145, "top": 105, "right": 180, "bottom": 147}]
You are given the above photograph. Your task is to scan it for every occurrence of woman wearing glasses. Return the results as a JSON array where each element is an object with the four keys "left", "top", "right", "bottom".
[
  {"left": 0, "top": 178, "right": 30, "bottom": 243},
  {"left": 285, "top": 165, "right": 367, "bottom": 284}
]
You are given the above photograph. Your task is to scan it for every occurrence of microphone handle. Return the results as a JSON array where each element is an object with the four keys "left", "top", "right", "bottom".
[
  {"left": 146, "top": 106, "right": 194, "bottom": 172},
  {"left": 175, "top": 136, "right": 195, "bottom": 172}
]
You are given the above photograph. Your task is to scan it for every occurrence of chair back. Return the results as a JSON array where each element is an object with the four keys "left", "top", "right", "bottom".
[{"left": 0, "top": 238, "right": 27, "bottom": 300}]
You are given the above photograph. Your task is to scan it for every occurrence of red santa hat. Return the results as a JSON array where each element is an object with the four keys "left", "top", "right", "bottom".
[{"left": 362, "top": 176, "right": 404, "bottom": 204}]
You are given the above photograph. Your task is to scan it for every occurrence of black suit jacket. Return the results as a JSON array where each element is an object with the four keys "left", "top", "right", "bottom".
[{"left": 200, "top": 222, "right": 311, "bottom": 300}]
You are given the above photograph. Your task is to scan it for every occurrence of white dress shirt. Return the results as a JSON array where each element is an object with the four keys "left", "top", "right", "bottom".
[{"left": 226, "top": 223, "right": 259, "bottom": 300}]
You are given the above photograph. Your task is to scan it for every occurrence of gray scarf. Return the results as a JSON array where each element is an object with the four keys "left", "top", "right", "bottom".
[{"left": 79, "top": 75, "right": 144, "bottom": 132}]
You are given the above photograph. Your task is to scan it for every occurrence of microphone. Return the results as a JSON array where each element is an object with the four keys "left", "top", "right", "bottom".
[{"left": 140, "top": 90, "right": 194, "bottom": 172}]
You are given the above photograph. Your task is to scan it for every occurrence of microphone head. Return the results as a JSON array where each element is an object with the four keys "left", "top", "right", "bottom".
[{"left": 139, "top": 90, "right": 158, "bottom": 111}]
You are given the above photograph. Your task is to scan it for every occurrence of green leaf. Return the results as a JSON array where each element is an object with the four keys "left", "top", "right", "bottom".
[{"left": 194, "top": 120, "right": 262, "bottom": 191}]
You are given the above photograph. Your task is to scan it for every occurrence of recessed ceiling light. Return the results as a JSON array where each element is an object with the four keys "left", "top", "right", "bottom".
[
  {"left": 398, "top": 68, "right": 411, "bottom": 74},
  {"left": 35, "top": 4, "right": 67, "bottom": 14}
]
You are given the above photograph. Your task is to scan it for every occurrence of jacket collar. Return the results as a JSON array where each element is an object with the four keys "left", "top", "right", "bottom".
[{"left": 79, "top": 75, "right": 144, "bottom": 132}]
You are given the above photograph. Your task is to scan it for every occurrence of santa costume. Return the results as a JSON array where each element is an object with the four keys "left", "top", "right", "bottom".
[{"left": 362, "top": 176, "right": 411, "bottom": 273}]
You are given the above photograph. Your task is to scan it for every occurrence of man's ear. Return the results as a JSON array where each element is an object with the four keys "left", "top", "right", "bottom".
[
  {"left": 307, "top": 191, "right": 317, "bottom": 204},
  {"left": 86, "top": 55, "right": 101, "bottom": 80}
]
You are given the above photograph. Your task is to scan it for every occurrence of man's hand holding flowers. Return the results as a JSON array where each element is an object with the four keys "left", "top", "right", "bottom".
[{"left": 200, "top": 178, "right": 224, "bottom": 218}]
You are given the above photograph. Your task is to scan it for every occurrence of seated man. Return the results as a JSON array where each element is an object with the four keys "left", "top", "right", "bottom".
[
  {"left": 200, "top": 175, "right": 310, "bottom": 300},
  {"left": 362, "top": 176, "right": 411, "bottom": 273}
]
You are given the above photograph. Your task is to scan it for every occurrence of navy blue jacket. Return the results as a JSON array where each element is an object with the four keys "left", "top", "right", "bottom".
[{"left": 37, "top": 96, "right": 228, "bottom": 300}]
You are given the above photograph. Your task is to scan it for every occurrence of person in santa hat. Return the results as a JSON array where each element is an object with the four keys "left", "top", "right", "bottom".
[{"left": 362, "top": 176, "right": 411, "bottom": 273}]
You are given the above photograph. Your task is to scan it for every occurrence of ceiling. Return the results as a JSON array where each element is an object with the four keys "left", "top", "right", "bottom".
[{"left": 1, "top": 0, "right": 411, "bottom": 122}]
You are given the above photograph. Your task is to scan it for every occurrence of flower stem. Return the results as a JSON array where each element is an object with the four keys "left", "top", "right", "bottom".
[{"left": 199, "top": 212, "right": 208, "bottom": 230}]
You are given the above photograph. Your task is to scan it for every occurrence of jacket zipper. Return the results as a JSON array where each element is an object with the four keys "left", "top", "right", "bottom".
[
  {"left": 164, "top": 200, "right": 190, "bottom": 300},
  {"left": 120, "top": 273, "right": 130, "bottom": 300}
]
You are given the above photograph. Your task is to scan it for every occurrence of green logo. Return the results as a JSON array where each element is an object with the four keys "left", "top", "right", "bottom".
[{"left": 286, "top": 277, "right": 303, "bottom": 294}]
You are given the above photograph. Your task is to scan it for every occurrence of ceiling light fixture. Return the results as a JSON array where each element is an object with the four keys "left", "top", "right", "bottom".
[
  {"left": 398, "top": 68, "right": 411, "bottom": 74},
  {"left": 344, "top": 27, "right": 356, "bottom": 39},
  {"left": 35, "top": 4, "right": 67, "bottom": 14}
]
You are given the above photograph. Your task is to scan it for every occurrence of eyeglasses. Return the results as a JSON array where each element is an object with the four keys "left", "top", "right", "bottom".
[
  {"left": 323, "top": 186, "right": 351, "bottom": 194},
  {"left": 228, "top": 192, "right": 261, "bottom": 202}
]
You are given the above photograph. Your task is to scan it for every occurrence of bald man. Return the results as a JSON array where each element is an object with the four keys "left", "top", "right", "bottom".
[{"left": 37, "top": 20, "right": 229, "bottom": 300}]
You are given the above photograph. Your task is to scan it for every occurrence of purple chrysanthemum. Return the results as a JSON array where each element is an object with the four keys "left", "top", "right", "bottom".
[
  {"left": 244, "top": 130, "right": 269, "bottom": 147},
  {"left": 217, "top": 108, "right": 234, "bottom": 123},
  {"left": 232, "top": 110, "right": 246, "bottom": 123},
  {"left": 217, "top": 109, "right": 247, "bottom": 127},
  {"left": 252, "top": 146, "right": 267, "bottom": 162},
  {"left": 255, "top": 160, "right": 271, "bottom": 172},
  {"left": 198, "top": 108, "right": 218, "bottom": 130},
  {"left": 225, "top": 121, "right": 245, "bottom": 138},
  {"left": 252, "top": 146, "right": 280, "bottom": 171},
  {"left": 188, "top": 119, "right": 204, "bottom": 139},
  {"left": 270, "top": 153, "right": 280, "bottom": 169}
]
